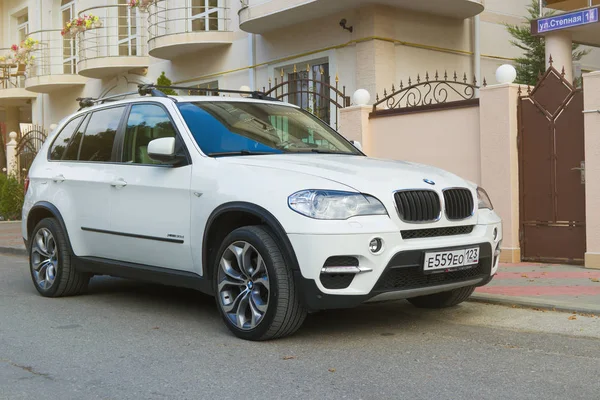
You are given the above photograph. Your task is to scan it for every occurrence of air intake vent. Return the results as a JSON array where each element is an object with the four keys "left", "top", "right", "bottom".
[
  {"left": 401, "top": 225, "right": 474, "bottom": 240},
  {"left": 394, "top": 190, "right": 441, "bottom": 222},
  {"left": 443, "top": 188, "right": 474, "bottom": 220}
]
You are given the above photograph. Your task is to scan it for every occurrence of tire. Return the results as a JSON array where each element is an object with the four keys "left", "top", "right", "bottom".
[
  {"left": 29, "top": 218, "right": 90, "bottom": 297},
  {"left": 407, "top": 285, "right": 476, "bottom": 309},
  {"left": 213, "top": 225, "right": 307, "bottom": 341}
]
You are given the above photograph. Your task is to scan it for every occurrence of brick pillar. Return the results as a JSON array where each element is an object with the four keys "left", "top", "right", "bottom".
[
  {"left": 355, "top": 39, "right": 396, "bottom": 105},
  {"left": 583, "top": 71, "right": 600, "bottom": 269},
  {"left": 339, "top": 105, "right": 372, "bottom": 154},
  {"left": 479, "top": 84, "right": 521, "bottom": 263}
]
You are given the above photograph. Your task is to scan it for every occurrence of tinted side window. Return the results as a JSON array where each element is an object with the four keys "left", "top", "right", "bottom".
[
  {"left": 123, "top": 104, "right": 177, "bottom": 164},
  {"left": 63, "top": 114, "right": 90, "bottom": 161},
  {"left": 79, "top": 107, "right": 125, "bottom": 162},
  {"left": 49, "top": 116, "right": 83, "bottom": 160}
]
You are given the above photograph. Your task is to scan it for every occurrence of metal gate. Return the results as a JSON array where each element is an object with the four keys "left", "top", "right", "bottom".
[
  {"left": 518, "top": 65, "right": 585, "bottom": 264},
  {"left": 16, "top": 125, "right": 47, "bottom": 180},
  {"left": 262, "top": 68, "right": 350, "bottom": 130}
]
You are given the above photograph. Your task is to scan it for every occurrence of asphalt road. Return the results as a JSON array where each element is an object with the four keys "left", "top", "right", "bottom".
[{"left": 1, "top": 254, "right": 600, "bottom": 400}]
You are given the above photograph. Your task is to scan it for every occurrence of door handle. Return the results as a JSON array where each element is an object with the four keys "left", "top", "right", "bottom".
[
  {"left": 571, "top": 161, "right": 585, "bottom": 184},
  {"left": 52, "top": 174, "right": 65, "bottom": 183},
  {"left": 110, "top": 179, "right": 127, "bottom": 188}
]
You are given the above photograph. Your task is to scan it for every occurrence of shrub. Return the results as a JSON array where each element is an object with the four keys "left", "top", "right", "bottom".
[
  {"left": 0, "top": 174, "right": 24, "bottom": 221},
  {"left": 156, "top": 72, "right": 178, "bottom": 95}
]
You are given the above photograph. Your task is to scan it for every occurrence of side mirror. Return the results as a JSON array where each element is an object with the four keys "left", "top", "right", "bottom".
[
  {"left": 148, "top": 137, "right": 185, "bottom": 165},
  {"left": 350, "top": 140, "right": 363, "bottom": 151}
]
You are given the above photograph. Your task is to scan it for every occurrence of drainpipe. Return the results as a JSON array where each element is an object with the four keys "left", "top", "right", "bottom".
[
  {"left": 474, "top": 14, "right": 481, "bottom": 96},
  {"left": 248, "top": 33, "right": 256, "bottom": 90}
]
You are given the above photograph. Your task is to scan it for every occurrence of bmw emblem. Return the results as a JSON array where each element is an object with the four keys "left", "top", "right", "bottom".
[{"left": 423, "top": 179, "right": 435, "bottom": 186}]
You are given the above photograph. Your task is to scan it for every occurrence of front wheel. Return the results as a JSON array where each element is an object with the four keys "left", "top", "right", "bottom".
[
  {"left": 214, "top": 226, "right": 307, "bottom": 341},
  {"left": 407, "top": 285, "right": 476, "bottom": 309}
]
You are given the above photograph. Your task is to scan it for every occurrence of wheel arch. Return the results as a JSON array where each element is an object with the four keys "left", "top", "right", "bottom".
[
  {"left": 26, "top": 202, "right": 74, "bottom": 254},
  {"left": 202, "top": 202, "right": 300, "bottom": 281}
]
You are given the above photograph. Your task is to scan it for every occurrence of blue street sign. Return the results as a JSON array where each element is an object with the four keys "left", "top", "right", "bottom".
[{"left": 538, "top": 8, "right": 599, "bottom": 33}]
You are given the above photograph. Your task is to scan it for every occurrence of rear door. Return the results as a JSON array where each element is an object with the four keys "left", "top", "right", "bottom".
[
  {"left": 59, "top": 106, "right": 127, "bottom": 258},
  {"left": 106, "top": 103, "right": 194, "bottom": 271}
]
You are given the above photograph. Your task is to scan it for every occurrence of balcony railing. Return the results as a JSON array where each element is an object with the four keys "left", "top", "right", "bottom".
[
  {"left": 77, "top": 4, "right": 149, "bottom": 78},
  {"left": 0, "top": 47, "right": 26, "bottom": 89},
  {"left": 147, "top": 0, "right": 232, "bottom": 59},
  {"left": 26, "top": 30, "right": 78, "bottom": 78}
]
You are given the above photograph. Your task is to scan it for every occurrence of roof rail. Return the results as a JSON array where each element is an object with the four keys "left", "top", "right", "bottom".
[
  {"left": 76, "top": 91, "right": 140, "bottom": 110},
  {"left": 137, "top": 84, "right": 281, "bottom": 102}
]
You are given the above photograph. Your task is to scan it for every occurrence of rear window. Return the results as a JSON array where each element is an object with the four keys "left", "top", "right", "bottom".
[{"left": 49, "top": 116, "right": 84, "bottom": 160}]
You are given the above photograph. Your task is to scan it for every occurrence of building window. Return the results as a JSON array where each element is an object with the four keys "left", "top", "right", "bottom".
[
  {"left": 61, "top": 0, "right": 76, "bottom": 74},
  {"left": 187, "top": 80, "right": 219, "bottom": 96},
  {"left": 189, "top": 0, "right": 225, "bottom": 32},
  {"left": 118, "top": 0, "right": 141, "bottom": 56},
  {"left": 17, "top": 13, "right": 29, "bottom": 43},
  {"left": 283, "top": 61, "right": 331, "bottom": 124}
]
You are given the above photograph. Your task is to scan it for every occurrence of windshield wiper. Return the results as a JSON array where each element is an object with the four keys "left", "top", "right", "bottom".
[
  {"left": 207, "top": 150, "right": 277, "bottom": 157},
  {"left": 292, "top": 149, "right": 355, "bottom": 155}
]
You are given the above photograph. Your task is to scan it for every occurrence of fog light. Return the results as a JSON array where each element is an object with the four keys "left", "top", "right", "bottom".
[{"left": 369, "top": 238, "right": 383, "bottom": 254}]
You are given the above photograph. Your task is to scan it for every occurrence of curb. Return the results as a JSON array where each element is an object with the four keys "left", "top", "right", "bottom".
[
  {"left": 0, "top": 246, "right": 27, "bottom": 256},
  {"left": 469, "top": 293, "right": 600, "bottom": 315}
]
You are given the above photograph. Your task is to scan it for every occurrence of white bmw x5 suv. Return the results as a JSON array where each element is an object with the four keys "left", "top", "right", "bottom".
[{"left": 22, "top": 86, "right": 502, "bottom": 341}]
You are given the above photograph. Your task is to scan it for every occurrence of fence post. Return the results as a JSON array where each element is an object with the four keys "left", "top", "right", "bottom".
[{"left": 6, "top": 132, "right": 18, "bottom": 177}]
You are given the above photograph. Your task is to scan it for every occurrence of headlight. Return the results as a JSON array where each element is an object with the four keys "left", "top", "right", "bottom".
[
  {"left": 477, "top": 187, "right": 493, "bottom": 210},
  {"left": 288, "top": 190, "right": 388, "bottom": 220}
]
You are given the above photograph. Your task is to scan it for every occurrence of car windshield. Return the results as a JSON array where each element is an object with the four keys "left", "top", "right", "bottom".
[{"left": 176, "top": 101, "right": 362, "bottom": 156}]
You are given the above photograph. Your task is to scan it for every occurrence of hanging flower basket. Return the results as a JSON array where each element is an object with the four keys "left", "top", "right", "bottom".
[
  {"left": 3, "top": 38, "right": 39, "bottom": 65},
  {"left": 129, "top": 0, "right": 157, "bottom": 13},
  {"left": 61, "top": 14, "right": 102, "bottom": 38}
]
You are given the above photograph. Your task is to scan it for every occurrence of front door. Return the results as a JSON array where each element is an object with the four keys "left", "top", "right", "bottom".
[
  {"left": 107, "top": 103, "right": 193, "bottom": 271},
  {"left": 518, "top": 66, "right": 586, "bottom": 264}
]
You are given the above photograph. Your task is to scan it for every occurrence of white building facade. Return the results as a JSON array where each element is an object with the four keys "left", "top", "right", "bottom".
[{"left": 1, "top": 0, "right": 600, "bottom": 139}]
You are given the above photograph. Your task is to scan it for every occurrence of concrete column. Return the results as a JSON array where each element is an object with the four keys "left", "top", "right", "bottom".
[
  {"left": 355, "top": 40, "right": 396, "bottom": 105},
  {"left": 545, "top": 30, "right": 573, "bottom": 82},
  {"left": 479, "top": 84, "right": 521, "bottom": 263},
  {"left": 4, "top": 107, "right": 20, "bottom": 140},
  {"left": 339, "top": 105, "right": 372, "bottom": 154},
  {"left": 6, "top": 132, "right": 18, "bottom": 176},
  {"left": 583, "top": 71, "right": 600, "bottom": 269}
]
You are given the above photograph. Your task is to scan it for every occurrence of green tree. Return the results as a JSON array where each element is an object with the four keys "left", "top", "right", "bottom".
[
  {"left": 505, "top": 0, "right": 589, "bottom": 86},
  {"left": 156, "top": 72, "right": 178, "bottom": 96}
]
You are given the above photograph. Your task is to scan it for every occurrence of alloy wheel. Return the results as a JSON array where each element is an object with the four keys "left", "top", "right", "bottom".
[
  {"left": 31, "top": 228, "right": 58, "bottom": 290},
  {"left": 217, "top": 241, "right": 270, "bottom": 330}
]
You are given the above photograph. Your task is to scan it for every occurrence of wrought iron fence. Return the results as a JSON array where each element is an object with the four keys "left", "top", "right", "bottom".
[
  {"left": 262, "top": 68, "right": 350, "bottom": 130},
  {"left": 372, "top": 71, "right": 485, "bottom": 113},
  {"left": 16, "top": 125, "right": 47, "bottom": 179}
]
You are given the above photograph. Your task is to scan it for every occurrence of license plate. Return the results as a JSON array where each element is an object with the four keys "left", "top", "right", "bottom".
[{"left": 423, "top": 247, "right": 479, "bottom": 273}]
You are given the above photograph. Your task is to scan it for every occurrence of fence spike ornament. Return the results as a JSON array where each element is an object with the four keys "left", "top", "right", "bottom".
[{"left": 371, "top": 71, "right": 480, "bottom": 113}]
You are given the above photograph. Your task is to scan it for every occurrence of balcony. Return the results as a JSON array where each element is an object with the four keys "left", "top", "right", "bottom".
[
  {"left": 24, "top": 30, "right": 88, "bottom": 93},
  {"left": 546, "top": 0, "right": 599, "bottom": 12},
  {"left": 0, "top": 48, "right": 37, "bottom": 107},
  {"left": 148, "top": 0, "right": 234, "bottom": 60},
  {"left": 239, "top": 0, "right": 484, "bottom": 34},
  {"left": 77, "top": 5, "right": 149, "bottom": 79}
]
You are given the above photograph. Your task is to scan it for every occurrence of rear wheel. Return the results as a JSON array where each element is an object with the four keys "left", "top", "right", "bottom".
[
  {"left": 214, "top": 226, "right": 307, "bottom": 341},
  {"left": 407, "top": 285, "right": 475, "bottom": 309},
  {"left": 29, "top": 218, "right": 89, "bottom": 297}
]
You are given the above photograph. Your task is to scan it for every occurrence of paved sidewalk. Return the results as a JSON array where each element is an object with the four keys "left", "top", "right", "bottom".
[
  {"left": 1, "top": 221, "right": 598, "bottom": 313},
  {"left": 0, "top": 221, "right": 25, "bottom": 255},
  {"left": 473, "top": 263, "right": 600, "bottom": 314}
]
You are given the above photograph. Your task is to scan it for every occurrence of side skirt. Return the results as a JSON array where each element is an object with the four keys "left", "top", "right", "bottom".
[{"left": 73, "top": 256, "right": 214, "bottom": 296}]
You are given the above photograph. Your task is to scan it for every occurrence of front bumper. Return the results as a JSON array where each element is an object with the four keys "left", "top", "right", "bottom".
[{"left": 289, "top": 220, "right": 501, "bottom": 311}]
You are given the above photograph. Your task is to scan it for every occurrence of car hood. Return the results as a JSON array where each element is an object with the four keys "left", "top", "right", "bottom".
[{"left": 218, "top": 154, "right": 475, "bottom": 194}]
